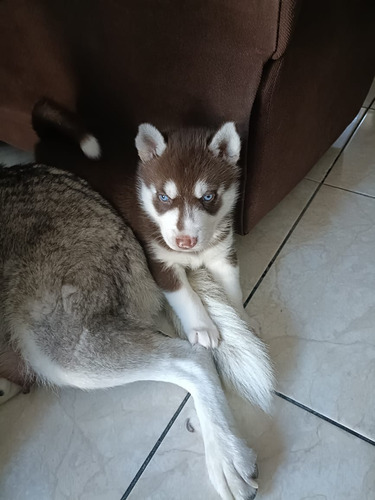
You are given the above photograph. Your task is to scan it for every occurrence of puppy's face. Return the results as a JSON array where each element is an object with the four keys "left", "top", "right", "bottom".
[{"left": 136, "top": 123, "right": 241, "bottom": 252}]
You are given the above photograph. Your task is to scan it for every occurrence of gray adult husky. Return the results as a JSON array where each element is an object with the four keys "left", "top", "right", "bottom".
[{"left": 0, "top": 114, "right": 273, "bottom": 500}]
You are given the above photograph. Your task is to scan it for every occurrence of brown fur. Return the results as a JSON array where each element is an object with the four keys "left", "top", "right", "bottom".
[
  {"left": 138, "top": 128, "right": 239, "bottom": 197},
  {"left": 31, "top": 101, "right": 240, "bottom": 297},
  {"left": 33, "top": 98, "right": 90, "bottom": 146}
]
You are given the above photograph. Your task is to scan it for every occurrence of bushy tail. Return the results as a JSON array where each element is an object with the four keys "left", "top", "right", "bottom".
[
  {"left": 32, "top": 98, "right": 101, "bottom": 160},
  {"left": 168, "top": 268, "right": 274, "bottom": 413}
]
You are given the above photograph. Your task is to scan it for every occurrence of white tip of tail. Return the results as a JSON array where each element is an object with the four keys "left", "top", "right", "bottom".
[
  {"left": 80, "top": 134, "right": 101, "bottom": 160},
  {"left": 184, "top": 269, "right": 275, "bottom": 413}
]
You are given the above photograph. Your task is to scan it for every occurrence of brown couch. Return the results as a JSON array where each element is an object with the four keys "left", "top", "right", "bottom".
[{"left": 1, "top": 0, "right": 374, "bottom": 233}]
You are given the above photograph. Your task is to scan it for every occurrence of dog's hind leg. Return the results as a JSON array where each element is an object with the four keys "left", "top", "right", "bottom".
[
  {"left": 22, "top": 326, "right": 258, "bottom": 500},
  {"left": 135, "top": 339, "right": 260, "bottom": 500}
]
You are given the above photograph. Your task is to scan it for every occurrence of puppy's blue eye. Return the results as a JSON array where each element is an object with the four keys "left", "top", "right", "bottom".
[
  {"left": 159, "top": 194, "right": 170, "bottom": 202},
  {"left": 202, "top": 193, "right": 214, "bottom": 202}
]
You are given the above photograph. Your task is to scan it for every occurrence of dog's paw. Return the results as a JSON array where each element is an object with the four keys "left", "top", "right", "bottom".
[
  {"left": 0, "top": 378, "right": 22, "bottom": 405},
  {"left": 206, "top": 437, "right": 258, "bottom": 500},
  {"left": 187, "top": 323, "right": 220, "bottom": 348}
]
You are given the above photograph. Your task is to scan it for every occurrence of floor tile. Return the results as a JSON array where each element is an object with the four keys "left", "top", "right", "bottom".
[
  {"left": 305, "top": 108, "right": 366, "bottom": 183},
  {"left": 129, "top": 395, "right": 375, "bottom": 500},
  {"left": 325, "top": 110, "right": 375, "bottom": 197},
  {"left": 0, "top": 383, "right": 186, "bottom": 500},
  {"left": 0, "top": 143, "right": 34, "bottom": 166},
  {"left": 247, "top": 185, "right": 375, "bottom": 441},
  {"left": 363, "top": 79, "right": 375, "bottom": 108},
  {"left": 237, "top": 179, "right": 317, "bottom": 300}
]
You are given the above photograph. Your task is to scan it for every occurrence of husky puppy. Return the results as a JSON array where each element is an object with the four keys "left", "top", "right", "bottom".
[
  {"left": 33, "top": 99, "right": 247, "bottom": 349},
  {"left": 0, "top": 103, "right": 274, "bottom": 499},
  {"left": 135, "top": 123, "right": 244, "bottom": 349}
]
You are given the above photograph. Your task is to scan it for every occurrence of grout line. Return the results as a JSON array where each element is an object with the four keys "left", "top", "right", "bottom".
[
  {"left": 120, "top": 394, "right": 191, "bottom": 499},
  {"left": 243, "top": 182, "right": 321, "bottom": 307},
  {"left": 275, "top": 391, "right": 375, "bottom": 447},
  {"left": 320, "top": 109, "right": 368, "bottom": 184},
  {"left": 305, "top": 107, "right": 368, "bottom": 184},
  {"left": 244, "top": 103, "right": 369, "bottom": 308},
  {"left": 323, "top": 183, "right": 375, "bottom": 200}
]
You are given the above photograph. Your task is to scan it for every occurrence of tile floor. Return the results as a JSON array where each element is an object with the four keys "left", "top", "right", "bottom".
[{"left": 1, "top": 86, "right": 375, "bottom": 500}]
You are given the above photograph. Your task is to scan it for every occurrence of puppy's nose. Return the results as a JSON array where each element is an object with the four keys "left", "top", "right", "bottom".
[{"left": 176, "top": 236, "right": 197, "bottom": 249}]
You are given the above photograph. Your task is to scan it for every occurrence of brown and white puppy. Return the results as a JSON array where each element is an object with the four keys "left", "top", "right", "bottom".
[
  {"left": 33, "top": 100, "right": 246, "bottom": 349},
  {"left": 135, "top": 123, "right": 244, "bottom": 348}
]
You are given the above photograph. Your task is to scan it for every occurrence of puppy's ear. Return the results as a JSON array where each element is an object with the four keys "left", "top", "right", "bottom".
[
  {"left": 208, "top": 122, "right": 241, "bottom": 165},
  {"left": 135, "top": 124, "right": 166, "bottom": 163}
]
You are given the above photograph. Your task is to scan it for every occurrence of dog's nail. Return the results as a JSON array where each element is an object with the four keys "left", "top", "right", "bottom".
[{"left": 249, "top": 478, "right": 258, "bottom": 489}]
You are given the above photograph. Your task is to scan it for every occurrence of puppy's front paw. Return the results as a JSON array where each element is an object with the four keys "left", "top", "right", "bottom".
[{"left": 187, "top": 322, "right": 220, "bottom": 349}]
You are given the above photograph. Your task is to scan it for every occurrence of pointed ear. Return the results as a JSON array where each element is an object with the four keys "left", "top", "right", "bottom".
[
  {"left": 208, "top": 122, "right": 241, "bottom": 165},
  {"left": 135, "top": 123, "right": 166, "bottom": 163}
]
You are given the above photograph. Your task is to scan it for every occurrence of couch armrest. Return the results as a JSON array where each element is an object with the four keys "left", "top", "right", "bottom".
[
  {"left": 241, "top": 0, "right": 375, "bottom": 233},
  {"left": 0, "top": 0, "right": 282, "bottom": 150}
]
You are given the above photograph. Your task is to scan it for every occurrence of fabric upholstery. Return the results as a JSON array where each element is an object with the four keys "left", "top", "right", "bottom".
[{"left": 0, "top": 0, "right": 374, "bottom": 233}]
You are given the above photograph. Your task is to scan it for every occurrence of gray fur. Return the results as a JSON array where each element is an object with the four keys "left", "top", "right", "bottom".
[
  {"left": 0, "top": 163, "right": 273, "bottom": 499},
  {"left": 0, "top": 164, "right": 161, "bottom": 381}
]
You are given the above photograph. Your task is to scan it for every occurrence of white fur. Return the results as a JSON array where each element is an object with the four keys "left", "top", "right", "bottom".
[
  {"left": 188, "top": 269, "right": 274, "bottom": 412},
  {"left": 179, "top": 205, "right": 199, "bottom": 237},
  {"left": 158, "top": 209, "right": 181, "bottom": 249},
  {"left": 13, "top": 323, "right": 79, "bottom": 387},
  {"left": 144, "top": 182, "right": 238, "bottom": 256},
  {"left": 140, "top": 181, "right": 202, "bottom": 251},
  {"left": 140, "top": 181, "right": 238, "bottom": 253},
  {"left": 80, "top": 135, "right": 101, "bottom": 160},
  {"left": 206, "top": 261, "right": 243, "bottom": 311},
  {"left": 140, "top": 181, "right": 180, "bottom": 250},
  {"left": 164, "top": 180, "right": 179, "bottom": 199},
  {"left": 138, "top": 143, "right": 245, "bottom": 355},
  {"left": 150, "top": 230, "right": 233, "bottom": 270},
  {"left": 135, "top": 123, "right": 166, "bottom": 162},
  {"left": 152, "top": 232, "right": 240, "bottom": 351},
  {"left": 141, "top": 176, "right": 241, "bottom": 353},
  {"left": 23, "top": 331, "right": 260, "bottom": 499},
  {"left": 12, "top": 271, "right": 270, "bottom": 498},
  {"left": 209, "top": 122, "right": 241, "bottom": 165},
  {"left": 215, "top": 183, "right": 238, "bottom": 222},
  {"left": 194, "top": 180, "right": 209, "bottom": 199},
  {"left": 139, "top": 182, "right": 160, "bottom": 222},
  {"left": 164, "top": 268, "right": 220, "bottom": 348}
]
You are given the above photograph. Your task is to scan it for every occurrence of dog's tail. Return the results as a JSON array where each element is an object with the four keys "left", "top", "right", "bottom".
[
  {"left": 211, "top": 301, "right": 274, "bottom": 413},
  {"left": 170, "top": 268, "right": 274, "bottom": 413},
  {"left": 32, "top": 98, "right": 101, "bottom": 160}
]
